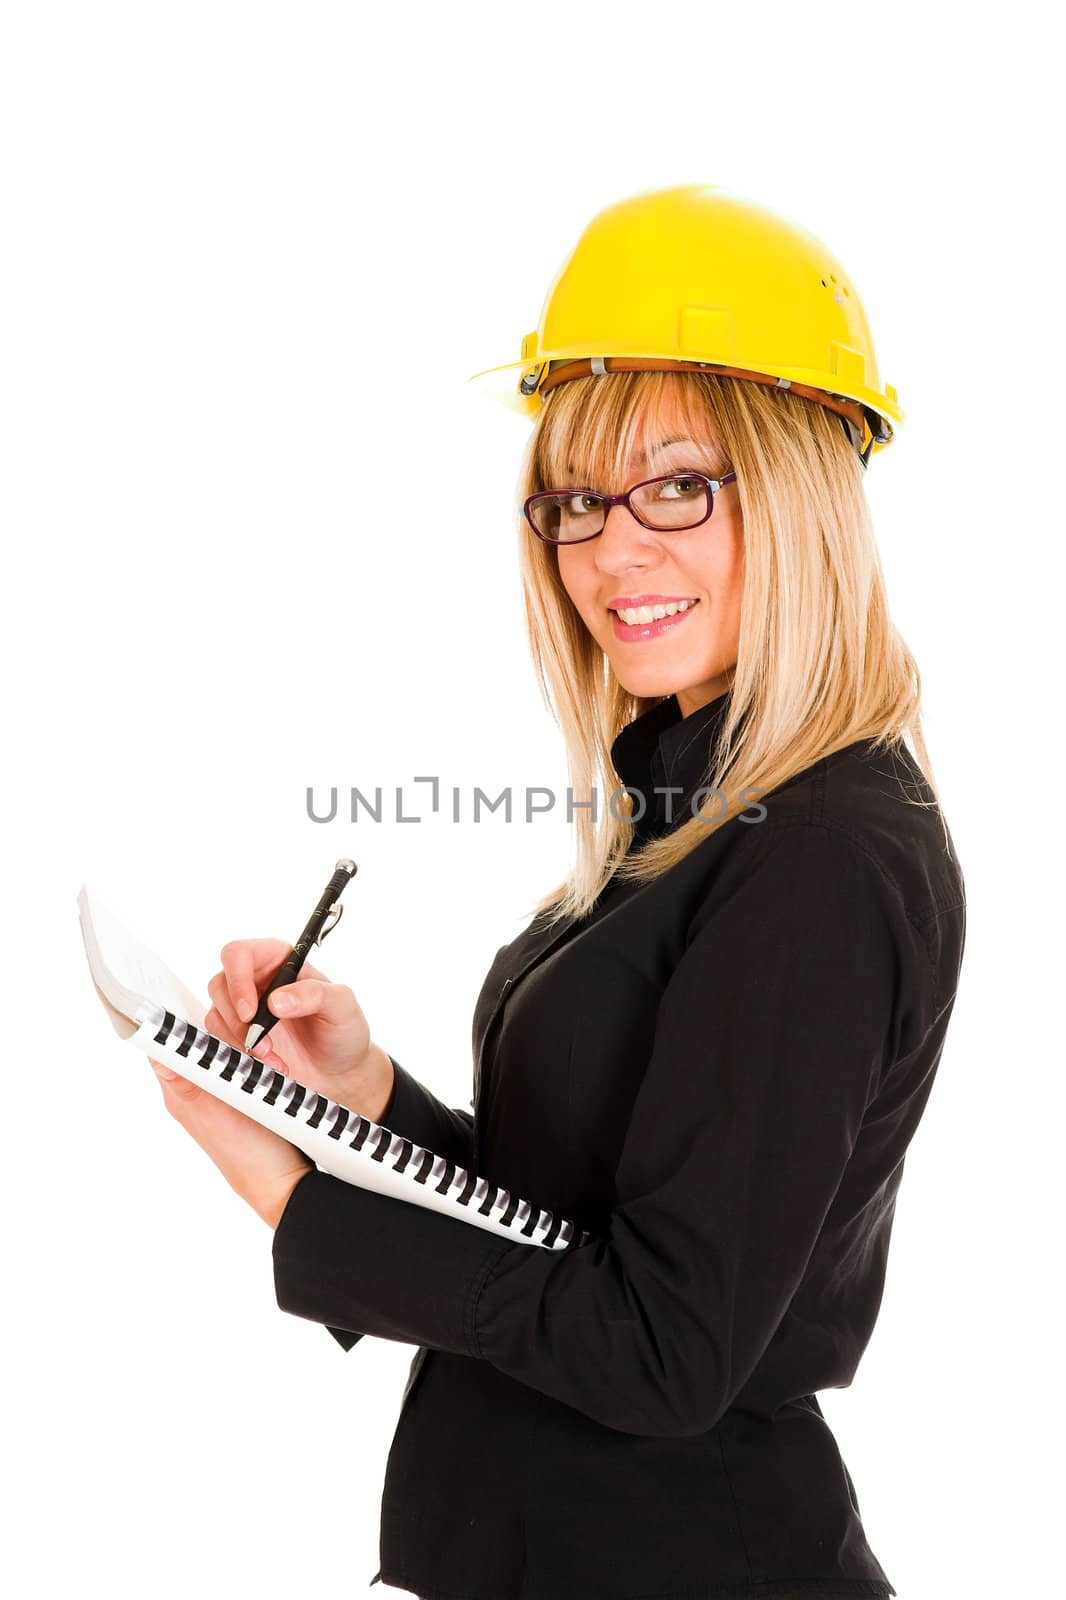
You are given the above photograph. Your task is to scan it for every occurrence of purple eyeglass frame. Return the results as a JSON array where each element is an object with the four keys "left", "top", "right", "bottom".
[{"left": 523, "top": 470, "right": 738, "bottom": 545}]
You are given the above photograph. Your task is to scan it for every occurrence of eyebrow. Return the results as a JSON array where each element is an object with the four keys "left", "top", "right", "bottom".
[
  {"left": 564, "top": 435, "right": 700, "bottom": 474},
  {"left": 633, "top": 435, "right": 691, "bottom": 464}
]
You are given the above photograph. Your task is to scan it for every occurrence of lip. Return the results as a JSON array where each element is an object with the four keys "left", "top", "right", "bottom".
[{"left": 610, "top": 598, "right": 700, "bottom": 643}]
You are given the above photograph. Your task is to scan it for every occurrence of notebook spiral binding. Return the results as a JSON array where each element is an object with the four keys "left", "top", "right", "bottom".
[{"left": 138, "top": 1002, "right": 591, "bottom": 1252}]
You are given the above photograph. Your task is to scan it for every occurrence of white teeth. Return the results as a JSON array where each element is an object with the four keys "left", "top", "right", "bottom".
[{"left": 615, "top": 599, "right": 698, "bottom": 625}]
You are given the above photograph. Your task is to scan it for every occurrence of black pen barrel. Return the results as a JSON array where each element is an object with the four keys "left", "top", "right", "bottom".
[{"left": 243, "top": 859, "right": 357, "bottom": 1050}]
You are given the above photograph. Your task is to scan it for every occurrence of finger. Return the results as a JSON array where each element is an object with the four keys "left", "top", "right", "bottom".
[
  {"left": 207, "top": 971, "right": 242, "bottom": 1036},
  {"left": 205, "top": 1004, "right": 244, "bottom": 1050},
  {"left": 219, "top": 940, "right": 284, "bottom": 1024},
  {"left": 295, "top": 959, "right": 330, "bottom": 984},
  {"left": 268, "top": 979, "right": 354, "bottom": 1025},
  {"left": 254, "top": 1041, "right": 293, "bottom": 1080},
  {"left": 247, "top": 1030, "right": 285, "bottom": 1063},
  {"left": 248, "top": 967, "right": 332, "bottom": 1049},
  {"left": 218, "top": 941, "right": 330, "bottom": 1023}
]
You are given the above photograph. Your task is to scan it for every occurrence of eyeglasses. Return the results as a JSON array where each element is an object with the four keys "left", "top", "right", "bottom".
[{"left": 523, "top": 470, "right": 738, "bottom": 545}]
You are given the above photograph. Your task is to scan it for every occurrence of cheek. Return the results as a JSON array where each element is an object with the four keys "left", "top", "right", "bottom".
[
  {"left": 731, "top": 542, "right": 746, "bottom": 604},
  {"left": 556, "top": 551, "right": 595, "bottom": 615},
  {"left": 709, "top": 526, "right": 745, "bottom": 597},
  {"left": 718, "top": 542, "right": 745, "bottom": 636},
  {"left": 683, "top": 533, "right": 737, "bottom": 598}
]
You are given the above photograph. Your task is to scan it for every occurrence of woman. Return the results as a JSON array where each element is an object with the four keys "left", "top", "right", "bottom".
[{"left": 151, "top": 185, "right": 967, "bottom": 1599}]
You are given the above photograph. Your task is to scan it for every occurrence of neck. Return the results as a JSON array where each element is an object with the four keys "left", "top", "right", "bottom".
[{"left": 674, "top": 679, "right": 731, "bottom": 718}]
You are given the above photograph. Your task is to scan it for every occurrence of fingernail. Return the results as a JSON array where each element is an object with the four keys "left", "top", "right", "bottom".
[
  {"left": 271, "top": 992, "right": 294, "bottom": 1013},
  {"left": 151, "top": 1060, "right": 179, "bottom": 1081},
  {"left": 237, "top": 998, "right": 254, "bottom": 1021}
]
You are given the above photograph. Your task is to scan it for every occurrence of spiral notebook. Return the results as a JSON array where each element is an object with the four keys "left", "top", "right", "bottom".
[{"left": 77, "top": 884, "right": 590, "bottom": 1252}]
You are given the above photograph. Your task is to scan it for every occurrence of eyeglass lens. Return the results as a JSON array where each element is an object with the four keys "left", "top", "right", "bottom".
[{"left": 530, "top": 474, "right": 711, "bottom": 542}]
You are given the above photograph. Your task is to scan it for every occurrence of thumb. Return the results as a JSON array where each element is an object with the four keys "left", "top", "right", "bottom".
[{"left": 268, "top": 979, "right": 355, "bottom": 1025}]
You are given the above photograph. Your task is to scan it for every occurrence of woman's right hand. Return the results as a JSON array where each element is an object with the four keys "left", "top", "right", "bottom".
[{"left": 205, "top": 938, "right": 393, "bottom": 1121}]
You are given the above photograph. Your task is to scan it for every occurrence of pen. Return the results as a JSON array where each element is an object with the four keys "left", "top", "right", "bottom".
[{"left": 243, "top": 859, "right": 358, "bottom": 1052}]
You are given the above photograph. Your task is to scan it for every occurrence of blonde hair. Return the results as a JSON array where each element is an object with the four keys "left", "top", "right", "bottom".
[{"left": 515, "top": 370, "right": 946, "bottom": 927}]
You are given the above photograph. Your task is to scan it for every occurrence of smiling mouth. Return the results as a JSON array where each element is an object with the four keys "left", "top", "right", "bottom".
[
  {"left": 609, "top": 598, "right": 701, "bottom": 623},
  {"left": 609, "top": 598, "right": 701, "bottom": 642}
]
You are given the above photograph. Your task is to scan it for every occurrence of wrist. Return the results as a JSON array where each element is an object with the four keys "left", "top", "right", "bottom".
[
  {"left": 356, "top": 1041, "right": 396, "bottom": 1124},
  {"left": 263, "top": 1163, "right": 313, "bottom": 1231},
  {"left": 322, "top": 1042, "right": 395, "bottom": 1126}
]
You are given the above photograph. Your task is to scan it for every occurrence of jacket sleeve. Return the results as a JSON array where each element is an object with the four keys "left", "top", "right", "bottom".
[
  {"left": 378, "top": 1056, "right": 477, "bottom": 1171},
  {"left": 273, "top": 824, "right": 911, "bottom": 1429},
  {"left": 316, "top": 1055, "right": 477, "bottom": 1352}
]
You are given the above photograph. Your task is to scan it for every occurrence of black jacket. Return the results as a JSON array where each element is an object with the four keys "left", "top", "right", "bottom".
[{"left": 272, "top": 689, "right": 967, "bottom": 1600}]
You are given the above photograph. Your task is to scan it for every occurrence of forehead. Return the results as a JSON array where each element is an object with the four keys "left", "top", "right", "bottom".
[{"left": 547, "top": 387, "right": 725, "bottom": 486}]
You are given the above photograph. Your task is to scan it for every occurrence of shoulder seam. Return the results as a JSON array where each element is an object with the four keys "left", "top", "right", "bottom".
[{"left": 754, "top": 817, "right": 943, "bottom": 995}]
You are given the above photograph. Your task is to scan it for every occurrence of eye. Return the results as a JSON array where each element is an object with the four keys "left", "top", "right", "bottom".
[
  {"left": 564, "top": 493, "right": 600, "bottom": 516},
  {"left": 544, "top": 492, "right": 601, "bottom": 520},
  {"left": 656, "top": 474, "right": 704, "bottom": 499}
]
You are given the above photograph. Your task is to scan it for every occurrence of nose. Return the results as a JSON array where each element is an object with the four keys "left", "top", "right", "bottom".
[{"left": 592, "top": 500, "right": 660, "bottom": 570}]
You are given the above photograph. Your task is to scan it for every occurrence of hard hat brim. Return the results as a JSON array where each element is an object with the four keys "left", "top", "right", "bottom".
[{"left": 466, "top": 354, "right": 903, "bottom": 446}]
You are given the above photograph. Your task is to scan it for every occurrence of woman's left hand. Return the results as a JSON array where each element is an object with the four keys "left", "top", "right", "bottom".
[{"left": 148, "top": 1057, "right": 313, "bottom": 1229}]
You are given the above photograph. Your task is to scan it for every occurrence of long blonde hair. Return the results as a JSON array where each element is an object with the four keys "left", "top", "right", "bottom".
[{"left": 515, "top": 369, "right": 945, "bottom": 927}]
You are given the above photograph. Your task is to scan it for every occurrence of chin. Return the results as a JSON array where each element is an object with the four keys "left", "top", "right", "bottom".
[{"left": 611, "top": 664, "right": 690, "bottom": 700}]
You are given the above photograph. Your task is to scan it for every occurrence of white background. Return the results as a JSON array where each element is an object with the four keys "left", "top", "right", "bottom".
[{"left": 2, "top": 4, "right": 1060, "bottom": 1598}]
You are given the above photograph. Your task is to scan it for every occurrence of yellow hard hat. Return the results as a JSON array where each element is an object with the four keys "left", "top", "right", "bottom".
[{"left": 468, "top": 183, "right": 902, "bottom": 468}]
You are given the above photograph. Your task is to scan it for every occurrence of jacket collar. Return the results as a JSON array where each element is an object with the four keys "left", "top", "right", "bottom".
[{"left": 610, "top": 689, "right": 731, "bottom": 842}]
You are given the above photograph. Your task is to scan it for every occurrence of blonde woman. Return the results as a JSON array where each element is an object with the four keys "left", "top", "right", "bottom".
[{"left": 152, "top": 186, "right": 966, "bottom": 1600}]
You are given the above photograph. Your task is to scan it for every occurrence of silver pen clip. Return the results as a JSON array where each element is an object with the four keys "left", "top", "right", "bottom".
[{"left": 316, "top": 900, "right": 344, "bottom": 945}]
